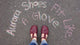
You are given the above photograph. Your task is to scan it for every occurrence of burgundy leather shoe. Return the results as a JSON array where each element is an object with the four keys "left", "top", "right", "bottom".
[
  {"left": 30, "top": 25, "right": 38, "bottom": 39},
  {"left": 41, "top": 25, "right": 49, "bottom": 40}
]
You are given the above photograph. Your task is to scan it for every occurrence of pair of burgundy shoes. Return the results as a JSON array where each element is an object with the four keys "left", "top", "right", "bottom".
[{"left": 30, "top": 25, "right": 49, "bottom": 41}]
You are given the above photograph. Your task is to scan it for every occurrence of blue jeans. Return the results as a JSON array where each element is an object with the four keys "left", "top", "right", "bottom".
[{"left": 29, "top": 39, "right": 48, "bottom": 45}]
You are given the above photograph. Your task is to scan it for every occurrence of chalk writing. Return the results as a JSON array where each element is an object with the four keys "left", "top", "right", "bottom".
[
  {"left": 63, "top": 19, "right": 75, "bottom": 38},
  {"left": 6, "top": 10, "right": 21, "bottom": 36},
  {"left": 52, "top": 20, "right": 59, "bottom": 28},
  {"left": 32, "top": 11, "right": 48, "bottom": 21},
  {"left": 6, "top": 30, "right": 16, "bottom": 36},
  {"left": 21, "top": 1, "right": 47, "bottom": 10},
  {"left": 32, "top": 11, "right": 59, "bottom": 28},
  {"left": 51, "top": 3, "right": 61, "bottom": 11},
  {"left": 50, "top": 3, "right": 76, "bottom": 38},
  {"left": 51, "top": 3, "right": 65, "bottom": 17},
  {"left": 41, "top": 13, "right": 47, "bottom": 21},
  {"left": 63, "top": 19, "right": 72, "bottom": 27},
  {"left": 48, "top": 16, "right": 55, "bottom": 23},
  {"left": 32, "top": 11, "right": 40, "bottom": 20},
  {"left": 22, "top": 18, "right": 29, "bottom": 25},
  {"left": 65, "top": 24, "right": 75, "bottom": 38}
]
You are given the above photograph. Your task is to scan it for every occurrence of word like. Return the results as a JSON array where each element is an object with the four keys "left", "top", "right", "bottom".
[{"left": 63, "top": 19, "right": 75, "bottom": 38}]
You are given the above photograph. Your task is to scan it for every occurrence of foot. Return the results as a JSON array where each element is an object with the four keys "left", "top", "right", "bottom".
[
  {"left": 41, "top": 25, "right": 49, "bottom": 41},
  {"left": 30, "top": 25, "right": 38, "bottom": 41}
]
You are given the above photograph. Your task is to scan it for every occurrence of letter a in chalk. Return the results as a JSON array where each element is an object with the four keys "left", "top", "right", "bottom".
[
  {"left": 6, "top": 30, "right": 16, "bottom": 36},
  {"left": 15, "top": 10, "right": 21, "bottom": 16},
  {"left": 22, "top": 18, "right": 29, "bottom": 25}
]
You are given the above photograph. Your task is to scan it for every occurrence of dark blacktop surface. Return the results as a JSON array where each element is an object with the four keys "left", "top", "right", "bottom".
[{"left": 0, "top": 0, "right": 80, "bottom": 45}]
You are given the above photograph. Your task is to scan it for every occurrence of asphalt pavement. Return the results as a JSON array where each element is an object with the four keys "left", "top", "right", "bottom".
[{"left": 0, "top": 0, "right": 80, "bottom": 45}]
